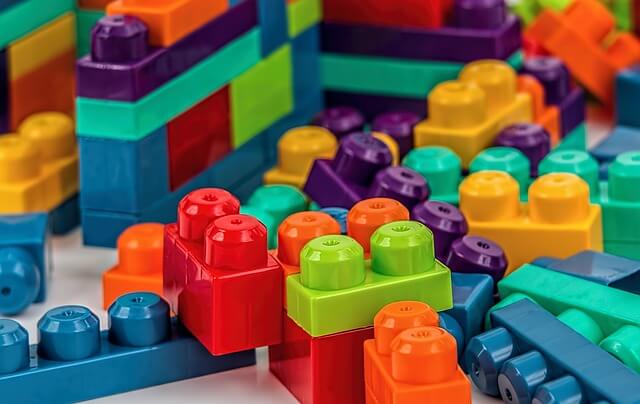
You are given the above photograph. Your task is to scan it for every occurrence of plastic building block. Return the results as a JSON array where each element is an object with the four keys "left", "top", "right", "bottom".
[
  {"left": 0, "top": 48, "right": 7, "bottom": 131},
  {"left": 591, "top": 125, "right": 640, "bottom": 163},
  {"left": 102, "top": 223, "right": 164, "bottom": 309},
  {"left": 0, "top": 213, "right": 48, "bottom": 315},
  {"left": 556, "top": 122, "right": 587, "bottom": 151},
  {"left": 515, "top": 76, "right": 560, "bottom": 146},
  {"left": 494, "top": 124, "right": 551, "bottom": 177},
  {"left": 465, "top": 298, "right": 640, "bottom": 403},
  {"left": 76, "top": 9, "right": 105, "bottom": 57},
  {"left": 616, "top": 66, "right": 640, "bottom": 129},
  {"left": 106, "top": 0, "right": 228, "bottom": 47},
  {"left": 446, "top": 236, "right": 508, "bottom": 285},
  {"left": 525, "top": 0, "right": 640, "bottom": 104},
  {"left": 257, "top": 0, "right": 287, "bottom": 56},
  {"left": 532, "top": 250, "right": 640, "bottom": 294},
  {"left": 291, "top": 23, "right": 322, "bottom": 108},
  {"left": 324, "top": 91, "right": 426, "bottom": 121},
  {"left": 414, "top": 60, "right": 533, "bottom": 167},
  {"left": 538, "top": 150, "right": 600, "bottom": 197},
  {"left": 77, "top": 0, "right": 113, "bottom": 9},
  {"left": 364, "top": 301, "right": 472, "bottom": 404},
  {"left": 445, "top": 273, "right": 494, "bottom": 348},
  {"left": 287, "top": 0, "right": 321, "bottom": 38},
  {"left": 49, "top": 193, "right": 80, "bottom": 235},
  {"left": 0, "top": 0, "right": 73, "bottom": 49},
  {"left": 469, "top": 147, "right": 531, "bottom": 193},
  {"left": 459, "top": 171, "right": 603, "bottom": 273},
  {"left": 77, "top": 3, "right": 257, "bottom": 102},
  {"left": 497, "top": 263, "right": 640, "bottom": 372},
  {"left": 0, "top": 292, "right": 256, "bottom": 403},
  {"left": 312, "top": 106, "right": 365, "bottom": 138},
  {"left": 163, "top": 188, "right": 283, "bottom": 355},
  {"left": 347, "top": 198, "right": 410, "bottom": 254},
  {"left": 269, "top": 313, "right": 374, "bottom": 404},
  {"left": 403, "top": 147, "right": 462, "bottom": 205},
  {"left": 264, "top": 126, "right": 337, "bottom": 188},
  {"left": 322, "top": 0, "right": 451, "bottom": 29},
  {"left": 0, "top": 112, "right": 78, "bottom": 213},
  {"left": 286, "top": 220, "right": 453, "bottom": 337},
  {"left": 372, "top": 112, "right": 420, "bottom": 159},
  {"left": 318, "top": 207, "right": 348, "bottom": 234},
  {"left": 411, "top": 201, "right": 467, "bottom": 262}
]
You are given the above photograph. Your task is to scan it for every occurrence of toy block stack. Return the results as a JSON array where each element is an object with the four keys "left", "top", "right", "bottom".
[
  {"left": 76, "top": 0, "right": 324, "bottom": 247},
  {"left": 320, "top": 0, "right": 524, "bottom": 119},
  {"left": 75, "top": 0, "right": 109, "bottom": 56}
]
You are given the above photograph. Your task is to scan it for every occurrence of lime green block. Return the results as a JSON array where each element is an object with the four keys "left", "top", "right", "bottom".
[
  {"left": 76, "top": 9, "right": 104, "bottom": 57},
  {"left": 287, "top": 222, "right": 453, "bottom": 337},
  {"left": 77, "top": 29, "right": 261, "bottom": 140},
  {"left": 1, "top": 0, "right": 74, "bottom": 48},
  {"left": 609, "top": 0, "right": 633, "bottom": 30},
  {"left": 403, "top": 146, "right": 461, "bottom": 205},
  {"left": 555, "top": 123, "right": 587, "bottom": 151},
  {"left": 599, "top": 151, "right": 640, "bottom": 243},
  {"left": 322, "top": 51, "right": 524, "bottom": 99},
  {"left": 510, "top": 0, "right": 541, "bottom": 24},
  {"left": 287, "top": 0, "right": 322, "bottom": 38},
  {"left": 231, "top": 45, "right": 293, "bottom": 147}
]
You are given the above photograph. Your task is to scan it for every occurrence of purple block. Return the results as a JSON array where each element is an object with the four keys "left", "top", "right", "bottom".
[
  {"left": 521, "top": 56, "right": 571, "bottom": 106},
  {"left": 312, "top": 106, "right": 365, "bottom": 138},
  {"left": 558, "top": 87, "right": 586, "bottom": 137},
  {"left": 446, "top": 235, "right": 508, "bottom": 285},
  {"left": 321, "top": 15, "right": 521, "bottom": 63},
  {"left": 494, "top": 123, "right": 550, "bottom": 177},
  {"left": 372, "top": 111, "right": 420, "bottom": 158},
  {"left": 332, "top": 132, "right": 392, "bottom": 185},
  {"left": 454, "top": 0, "right": 506, "bottom": 29},
  {"left": 325, "top": 91, "right": 426, "bottom": 121},
  {"left": 367, "top": 166, "right": 430, "bottom": 210},
  {"left": 411, "top": 201, "right": 468, "bottom": 262},
  {"left": 76, "top": 0, "right": 258, "bottom": 101},
  {"left": 303, "top": 159, "right": 367, "bottom": 209}
]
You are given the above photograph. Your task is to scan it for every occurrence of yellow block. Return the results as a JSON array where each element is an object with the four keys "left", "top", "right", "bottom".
[
  {"left": 8, "top": 13, "right": 76, "bottom": 81},
  {"left": 264, "top": 126, "right": 337, "bottom": 188},
  {"left": 459, "top": 171, "right": 603, "bottom": 275},
  {"left": 414, "top": 60, "right": 533, "bottom": 168},
  {"left": 0, "top": 112, "right": 78, "bottom": 213}
]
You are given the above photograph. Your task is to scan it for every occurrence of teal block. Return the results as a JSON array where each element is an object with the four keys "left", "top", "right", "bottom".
[
  {"left": 555, "top": 123, "right": 587, "bottom": 151},
  {"left": 76, "top": 9, "right": 104, "bottom": 57},
  {"left": 0, "top": 0, "right": 73, "bottom": 48}
]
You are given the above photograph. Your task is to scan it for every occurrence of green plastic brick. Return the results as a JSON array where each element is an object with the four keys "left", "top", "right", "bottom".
[
  {"left": 609, "top": 0, "right": 633, "bottom": 30},
  {"left": 599, "top": 151, "right": 640, "bottom": 243},
  {"left": 76, "top": 29, "right": 261, "bottom": 140},
  {"left": 403, "top": 146, "right": 461, "bottom": 205},
  {"left": 0, "top": 0, "right": 74, "bottom": 49},
  {"left": 231, "top": 45, "right": 293, "bottom": 147},
  {"left": 240, "top": 205, "right": 278, "bottom": 248},
  {"left": 76, "top": 9, "right": 104, "bottom": 57},
  {"left": 470, "top": 147, "right": 531, "bottom": 193},
  {"left": 510, "top": 0, "right": 541, "bottom": 24},
  {"left": 287, "top": 0, "right": 321, "bottom": 38},
  {"left": 286, "top": 221, "right": 453, "bottom": 337},
  {"left": 554, "top": 123, "right": 587, "bottom": 151},
  {"left": 246, "top": 184, "right": 307, "bottom": 223}
]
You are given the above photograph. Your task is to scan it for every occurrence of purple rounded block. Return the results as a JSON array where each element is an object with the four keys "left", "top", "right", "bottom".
[
  {"left": 332, "top": 133, "right": 393, "bottom": 185},
  {"left": 494, "top": 124, "right": 551, "bottom": 177},
  {"left": 312, "top": 107, "right": 365, "bottom": 138},
  {"left": 372, "top": 111, "right": 420, "bottom": 158},
  {"left": 367, "top": 166, "right": 429, "bottom": 210},
  {"left": 454, "top": 0, "right": 506, "bottom": 29},
  {"left": 446, "top": 235, "right": 508, "bottom": 284},
  {"left": 521, "top": 57, "right": 571, "bottom": 105},
  {"left": 411, "top": 201, "right": 468, "bottom": 262},
  {"left": 91, "top": 15, "right": 149, "bottom": 63}
]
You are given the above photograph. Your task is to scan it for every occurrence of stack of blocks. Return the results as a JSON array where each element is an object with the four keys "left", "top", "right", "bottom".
[
  {"left": 74, "top": 0, "right": 110, "bottom": 57},
  {"left": 77, "top": 0, "right": 324, "bottom": 247}
]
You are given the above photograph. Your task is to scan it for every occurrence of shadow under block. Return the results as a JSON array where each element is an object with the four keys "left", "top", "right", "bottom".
[{"left": 286, "top": 222, "right": 453, "bottom": 337}]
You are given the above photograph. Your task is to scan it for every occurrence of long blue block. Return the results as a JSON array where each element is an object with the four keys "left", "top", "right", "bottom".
[
  {"left": 445, "top": 273, "right": 494, "bottom": 347},
  {"left": 78, "top": 127, "right": 170, "bottom": 214},
  {"left": 465, "top": 299, "right": 640, "bottom": 403},
  {"left": 257, "top": 0, "right": 288, "bottom": 56},
  {"left": 291, "top": 22, "right": 322, "bottom": 107},
  {"left": 615, "top": 68, "right": 640, "bottom": 129},
  {"left": 590, "top": 125, "right": 640, "bottom": 163},
  {"left": 49, "top": 193, "right": 80, "bottom": 235}
]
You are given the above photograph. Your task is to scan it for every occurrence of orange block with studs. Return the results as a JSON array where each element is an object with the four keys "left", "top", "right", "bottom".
[
  {"left": 102, "top": 223, "right": 164, "bottom": 308},
  {"left": 518, "top": 75, "right": 561, "bottom": 145}
]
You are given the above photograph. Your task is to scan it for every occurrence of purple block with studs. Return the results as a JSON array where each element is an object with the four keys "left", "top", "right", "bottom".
[
  {"left": 312, "top": 107, "right": 365, "bottom": 138},
  {"left": 76, "top": 0, "right": 258, "bottom": 101},
  {"left": 520, "top": 57, "right": 570, "bottom": 106},
  {"left": 412, "top": 201, "right": 468, "bottom": 262},
  {"left": 446, "top": 235, "right": 508, "bottom": 286},
  {"left": 372, "top": 111, "right": 420, "bottom": 158},
  {"left": 325, "top": 91, "right": 426, "bottom": 120},
  {"left": 494, "top": 124, "right": 551, "bottom": 177},
  {"left": 453, "top": 0, "right": 506, "bottom": 29},
  {"left": 367, "top": 166, "right": 430, "bottom": 210}
]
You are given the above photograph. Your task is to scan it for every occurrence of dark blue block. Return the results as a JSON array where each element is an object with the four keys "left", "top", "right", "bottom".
[
  {"left": 616, "top": 67, "right": 640, "bottom": 128},
  {"left": 465, "top": 299, "right": 640, "bottom": 403},
  {"left": 78, "top": 126, "right": 170, "bottom": 214},
  {"left": 0, "top": 293, "right": 256, "bottom": 403},
  {"left": 292, "top": 24, "right": 322, "bottom": 109},
  {"left": 445, "top": 273, "right": 494, "bottom": 346},
  {"left": 257, "top": 0, "right": 288, "bottom": 56},
  {"left": 49, "top": 193, "right": 80, "bottom": 235},
  {"left": 590, "top": 125, "right": 640, "bottom": 163},
  {"left": 325, "top": 90, "right": 426, "bottom": 121}
]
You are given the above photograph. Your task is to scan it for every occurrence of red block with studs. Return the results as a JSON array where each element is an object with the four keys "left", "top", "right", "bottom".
[{"left": 163, "top": 188, "right": 283, "bottom": 355}]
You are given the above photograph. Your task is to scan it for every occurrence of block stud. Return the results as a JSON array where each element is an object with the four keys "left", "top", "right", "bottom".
[
  {"left": 247, "top": 185, "right": 307, "bottom": 224},
  {"left": 0, "top": 319, "right": 29, "bottom": 374},
  {"left": 108, "top": 292, "right": 170, "bottom": 347},
  {"left": 498, "top": 351, "right": 549, "bottom": 403},
  {"left": 538, "top": 150, "right": 599, "bottom": 196},
  {"left": 38, "top": 305, "right": 101, "bottom": 361},
  {"left": 528, "top": 173, "right": 590, "bottom": 224},
  {"left": 276, "top": 126, "right": 337, "bottom": 178},
  {"left": 460, "top": 60, "right": 517, "bottom": 112},
  {"left": 532, "top": 375, "right": 583, "bottom": 404},
  {"left": 277, "top": 212, "right": 341, "bottom": 266},
  {"left": 599, "top": 325, "right": 640, "bottom": 373},
  {"left": 372, "top": 111, "right": 420, "bottom": 158},
  {"left": 464, "top": 327, "right": 517, "bottom": 396},
  {"left": 347, "top": 198, "right": 409, "bottom": 253},
  {"left": 18, "top": 112, "right": 75, "bottom": 162},
  {"left": 470, "top": 147, "right": 530, "bottom": 191},
  {"left": 91, "top": 15, "right": 149, "bottom": 63},
  {"left": 0, "top": 247, "right": 41, "bottom": 315},
  {"left": 332, "top": 133, "right": 393, "bottom": 185},
  {"left": 312, "top": 107, "right": 365, "bottom": 138},
  {"left": 205, "top": 214, "right": 268, "bottom": 270},
  {"left": 494, "top": 124, "right": 551, "bottom": 176},
  {"left": 370, "top": 220, "right": 435, "bottom": 276},
  {"left": 117, "top": 223, "right": 163, "bottom": 275},
  {"left": 412, "top": 201, "right": 468, "bottom": 262},
  {"left": 374, "top": 301, "right": 439, "bottom": 356},
  {"left": 367, "top": 166, "right": 430, "bottom": 209},
  {"left": 459, "top": 171, "right": 520, "bottom": 222},
  {"left": 447, "top": 236, "right": 507, "bottom": 284},
  {"left": 521, "top": 57, "right": 570, "bottom": 105},
  {"left": 608, "top": 151, "right": 640, "bottom": 202},
  {"left": 300, "top": 235, "right": 365, "bottom": 291},
  {"left": 429, "top": 81, "right": 486, "bottom": 128},
  {"left": 371, "top": 132, "right": 400, "bottom": 165},
  {"left": 454, "top": 0, "right": 506, "bottom": 29},
  {"left": 177, "top": 188, "right": 240, "bottom": 241},
  {"left": 403, "top": 146, "right": 462, "bottom": 198},
  {"left": 556, "top": 308, "right": 603, "bottom": 344},
  {"left": 0, "top": 135, "right": 40, "bottom": 183},
  {"left": 317, "top": 207, "right": 348, "bottom": 234}
]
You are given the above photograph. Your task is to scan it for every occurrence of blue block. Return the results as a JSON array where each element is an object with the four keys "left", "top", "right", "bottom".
[
  {"left": 0, "top": 213, "right": 48, "bottom": 315},
  {"left": 438, "top": 312, "right": 465, "bottom": 358},
  {"left": 444, "top": 273, "right": 494, "bottom": 347},
  {"left": 615, "top": 68, "right": 640, "bottom": 129},
  {"left": 257, "top": 0, "right": 288, "bottom": 56},
  {"left": 292, "top": 24, "right": 322, "bottom": 109},
  {"left": 49, "top": 194, "right": 80, "bottom": 235},
  {"left": 0, "top": 292, "right": 256, "bottom": 403},
  {"left": 81, "top": 209, "right": 138, "bottom": 248},
  {"left": 465, "top": 299, "right": 640, "bottom": 403},
  {"left": 78, "top": 126, "right": 170, "bottom": 214},
  {"left": 531, "top": 250, "right": 640, "bottom": 294},
  {"left": 590, "top": 125, "right": 640, "bottom": 163}
]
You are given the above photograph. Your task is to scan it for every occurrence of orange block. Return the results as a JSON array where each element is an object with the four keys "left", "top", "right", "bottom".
[
  {"left": 102, "top": 223, "right": 164, "bottom": 309},
  {"left": 107, "top": 0, "right": 228, "bottom": 47},
  {"left": 364, "top": 302, "right": 471, "bottom": 404},
  {"left": 347, "top": 198, "right": 409, "bottom": 254},
  {"left": 518, "top": 75, "right": 561, "bottom": 145},
  {"left": 9, "top": 49, "right": 75, "bottom": 131},
  {"left": 525, "top": 0, "right": 640, "bottom": 104}
]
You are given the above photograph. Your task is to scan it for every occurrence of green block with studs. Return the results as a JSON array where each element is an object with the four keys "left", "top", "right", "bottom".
[
  {"left": 402, "top": 146, "right": 462, "bottom": 205},
  {"left": 286, "top": 221, "right": 453, "bottom": 337},
  {"left": 470, "top": 147, "right": 531, "bottom": 196}
]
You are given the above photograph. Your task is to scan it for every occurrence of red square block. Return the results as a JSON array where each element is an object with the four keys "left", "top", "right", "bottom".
[
  {"left": 167, "top": 86, "right": 231, "bottom": 190},
  {"left": 163, "top": 188, "right": 283, "bottom": 355},
  {"left": 269, "top": 314, "right": 374, "bottom": 404}
]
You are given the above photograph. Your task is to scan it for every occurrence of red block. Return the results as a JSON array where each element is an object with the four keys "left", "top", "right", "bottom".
[
  {"left": 167, "top": 86, "right": 231, "bottom": 190},
  {"left": 269, "top": 314, "right": 374, "bottom": 404},
  {"left": 163, "top": 188, "right": 283, "bottom": 355},
  {"left": 322, "top": 0, "right": 453, "bottom": 29}
]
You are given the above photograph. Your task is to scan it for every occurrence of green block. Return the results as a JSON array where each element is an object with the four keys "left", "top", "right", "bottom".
[
  {"left": 246, "top": 184, "right": 307, "bottom": 224},
  {"left": 555, "top": 123, "right": 587, "bottom": 151},
  {"left": 605, "top": 240, "right": 640, "bottom": 260},
  {"left": 287, "top": 221, "right": 453, "bottom": 337},
  {"left": 76, "top": 9, "right": 104, "bottom": 57},
  {"left": 403, "top": 146, "right": 461, "bottom": 205},
  {"left": 538, "top": 150, "right": 600, "bottom": 198},
  {"left": 287, "top": 0, "right": 322, "bottom": 38},
  {"left": 1, "top": 0, "right": 74, "bottom": 49},
  {"left": 470, "top": 147, "right": 531, "bottom": 194},
  {"left": 77, "top": 29, "right": 261, "bottom": 140},
  {"left": 231, "top": 45, "right": 293, "bottom": 147},
  {"left": 240, "top": 205, "right": 278, "bottom": 248},
  {"left": 510, "top": 0, "right": 540, "bottom": 24},
  {"left": 609, "top": 0, "right": 633, "bottom": 30},
  {"left": 599, "top": 151, "right": 640, "bottom": 243}
]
